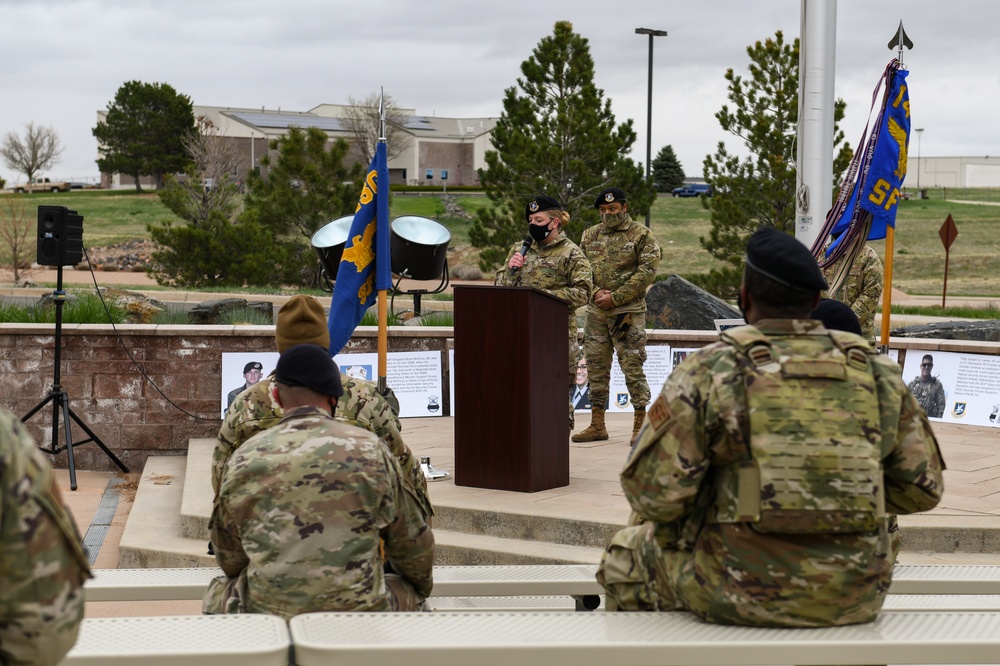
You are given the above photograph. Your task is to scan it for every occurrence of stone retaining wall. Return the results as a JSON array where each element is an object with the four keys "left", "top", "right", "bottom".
[{"left": 1, "top": 323, "right": 996, "bottom": 473}]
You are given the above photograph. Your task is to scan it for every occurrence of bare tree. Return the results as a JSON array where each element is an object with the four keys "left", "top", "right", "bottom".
[
  {"left": 1, "top": 122, "right": 63, "bottom": 184},
  {"left": 341, "top": 92, "right": 413, "bottom": 165},
  {"left": 0, "top": 195, "right": 35, "bottom": 285},
  {"left": 157, "top": 115, "right": 246, "bottom": 227}
]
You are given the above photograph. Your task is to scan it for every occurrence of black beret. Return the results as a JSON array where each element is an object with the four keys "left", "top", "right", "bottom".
[
  {"left": 810, "top": 298, "right": 862, "bottom": 336},
  {"left": 243, "top": 361, "right": 263, "bottom": 374},
  {"left": 745, "top": 226, "right": 828, "bottom": 292},
  {"left": 275, "top": 344, "right": 344, "bottom": 397},
  {"left": 594, "top": 187, "right": 627, "bottom": 208},
  {"left": 525, "top": 195, "right": 563, "bottom": 220}
]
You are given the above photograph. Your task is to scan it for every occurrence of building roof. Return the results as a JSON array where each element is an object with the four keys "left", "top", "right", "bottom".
[{"left": 192, "top": 104, "right": 497, "bottom": 141}]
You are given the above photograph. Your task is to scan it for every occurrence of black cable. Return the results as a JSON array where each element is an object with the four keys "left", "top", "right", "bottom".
[{"left": 82, "top": 246, "right": 218, "bottom": 422}]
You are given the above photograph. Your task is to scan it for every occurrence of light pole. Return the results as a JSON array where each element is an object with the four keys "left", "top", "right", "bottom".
[
  {"left": 635, "top": 27, "right": 667, "bottom": 228},
  {"left": 915, "top": 127, "right": 924, "bottom": 196}
]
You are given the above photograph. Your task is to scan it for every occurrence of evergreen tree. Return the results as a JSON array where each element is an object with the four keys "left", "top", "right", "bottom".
[
  {"left": 240, "top": 126, "right": 365, "bottom": 285},
  {"left": 148, "top": 211, "right": 286, "bottom": 288},
  {"left": 652, "top": 144, "right": 685, "bottom": 192},
  {"left": 470, "top": 21, "right": 652, "bottom": 270},
  {"left": 92, "top": 81, "right": 196, "bottom": 191},
  {"left": 695, "top": 31, "right": 852, "bottom": 298}
]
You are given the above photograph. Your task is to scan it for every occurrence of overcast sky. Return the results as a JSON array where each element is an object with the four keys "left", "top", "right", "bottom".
[{"left": 2, "top": 0, "right": 996, "bottom": 185}]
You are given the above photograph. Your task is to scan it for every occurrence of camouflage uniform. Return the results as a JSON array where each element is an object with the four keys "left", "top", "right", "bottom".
[
  {"left": 579, "top": 214, "right": 661, "bottom": 410},
  {"left": 823, "top": 244, "right": 884, "bottom": 343},
  {"left": 907, "top": 376, "right": 947, "bottom": 418},
  {"left": 205, "top": 405, "right": 434, "bottom": 620},
  {"left": 597, "top": 319, "right": 945, "bottom": 627},
  {"left": 215, "top": 373, "right": 432, "bottom": 519},
  {"left": 495, "top": 233, "right": 593, "bottom": 426},
  {"left": 0, "top": 407, "right": 91, "bottom": 665}
]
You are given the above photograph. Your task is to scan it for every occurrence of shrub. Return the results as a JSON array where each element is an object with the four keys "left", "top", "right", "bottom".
[{"left": 216, "top": 307, "right": 273, "bottom": 326}]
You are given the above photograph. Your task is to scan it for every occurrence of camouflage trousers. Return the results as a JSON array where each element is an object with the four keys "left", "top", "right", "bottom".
[
  {"left": 597, "top": 522, "right": 685, "bottom": 612},
  {"left": 203, "top": 571, "right": 428, "bottom": 618},
  {"left": 583, "top": 309, "right": 650, "bottom": 409}
]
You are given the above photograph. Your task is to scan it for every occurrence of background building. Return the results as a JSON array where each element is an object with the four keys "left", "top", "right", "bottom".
[
  {"left": 96, "top": 102, "right": 498, "bottom": 190},
  {"left": 912, "top": 156, "right": 1000, "bottom": 189}
]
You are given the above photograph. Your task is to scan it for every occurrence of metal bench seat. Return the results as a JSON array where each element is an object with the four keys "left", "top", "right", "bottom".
[
  {"left": 289, "top": 610, "right": 1000, "bottom": 666},
  {"left": 61, "top": 613, "right": 289, "bottom": 665}
]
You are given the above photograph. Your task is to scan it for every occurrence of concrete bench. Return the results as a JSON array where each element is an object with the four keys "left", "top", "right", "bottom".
[
  {"left": 288, "top": 610, "right": 1000, "bottom": 666},
  {"left": 85, "top": 563, "right": 1000, "bottom": 602},
  {"left": 428, "top": 595, "right": 602, "bottom": 612},
  {"left": 60, "top": 613, "right": 290, "bottom": 665},
  {"left": 882, "top": 595, "right": 1000, "bottom": 611},
  {"left": 432, "top": 594, "right": 1000, "bottom": 613},
  {"left": 84, "top": 564, "right": 602, "bottom": 602}
]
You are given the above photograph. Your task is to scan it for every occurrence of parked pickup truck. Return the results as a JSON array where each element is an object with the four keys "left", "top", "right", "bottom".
[
  {"left": 13, "top": 177, "right": 71, "bottom": 193},
  {"left": 671, "top": 183, "right": 712, "bottom": 198}
]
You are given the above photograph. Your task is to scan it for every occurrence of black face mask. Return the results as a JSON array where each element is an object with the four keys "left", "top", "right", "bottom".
[
  {"left": 528, "top": 223, "right": 552, "bottom": 242},
  {"left": 737, "top": 290, "right": 748, "bottom": 321}
]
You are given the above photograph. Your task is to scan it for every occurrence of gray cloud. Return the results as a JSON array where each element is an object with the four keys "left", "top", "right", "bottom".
[{"left": 1, "top": 0, "right": 995, "bottom": 185}]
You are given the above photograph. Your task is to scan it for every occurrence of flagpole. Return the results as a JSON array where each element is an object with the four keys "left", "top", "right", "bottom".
[
  {"left": 879, "top": 226, "right": 895, "bottom": 350},
  {"left": 377, "top": 91, "right": 389, "bottom": 396}
]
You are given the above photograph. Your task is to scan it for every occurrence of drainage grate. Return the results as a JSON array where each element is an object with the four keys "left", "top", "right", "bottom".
[{"left": 81, "top": 476, "right": 123, "bottom": 565}]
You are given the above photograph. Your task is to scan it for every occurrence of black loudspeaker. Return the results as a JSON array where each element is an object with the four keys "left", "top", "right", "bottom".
[{"left": 37, "top": 205, "right": 84, "bottom": 267}]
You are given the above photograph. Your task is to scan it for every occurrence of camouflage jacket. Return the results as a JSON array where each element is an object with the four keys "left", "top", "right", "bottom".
[
  {"left": 622, "top": 319, "right": 945, "bottom": 627},
  {"left": 580, "top": 216, "right": 661, "bottom": 314},
  {"left": 907, "top": 376, "right": 947, "bottom": 419},
  {"left": 823, "top": 244, "right": 884, "bottom": 342},
  {"left": 208, "top": 406, "right": 434, "bottom": 620},
  {"left": 0, "top": 408, "right": 91, "bottom": 666},
  {"left": 495, "top": 234, "right": 592, "bottom": 338},
  {"left": 215, "top": 373, "right": 432, "bottom": 518}
]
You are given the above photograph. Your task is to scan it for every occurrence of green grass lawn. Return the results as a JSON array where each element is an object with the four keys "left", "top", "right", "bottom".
[
  {"left": 3, "top": 186, "right": 998, "bottom": 298},
  {"left": 10, "top": 190, "right": 178, "bottom": 246},
  {"left": 873, "top": 190, "right": 1000, "bottom": 297}
]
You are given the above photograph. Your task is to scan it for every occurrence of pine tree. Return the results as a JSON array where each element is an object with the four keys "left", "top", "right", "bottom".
[
  {"left": 151, "top": 126, "right": 365, "bottom": 288},
  {"left": 469, "top": 21, "right": 652, "bottom": 271},
  {"left": 696, "top": 31, "right": 852, "bottom": 298},
  {"left": 92, "top": 81, "right": 195, "bottom": 191},
  {"left": 652, "top": 145, "right": 685, "bottom": 192}
]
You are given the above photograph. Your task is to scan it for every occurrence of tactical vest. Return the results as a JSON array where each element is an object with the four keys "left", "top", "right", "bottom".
[{"left": 709, "top": 326, "right": 885, "bottom": 534}]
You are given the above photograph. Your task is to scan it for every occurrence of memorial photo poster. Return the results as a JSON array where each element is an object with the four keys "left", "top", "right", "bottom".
[
  {"left": 448, "top": 349, "right": 456, "bottom": 417},
  {"left": 608, "top": 346, "right": 674, "bottom": 413},
  {"left": 221, "top": 352, "right": 278, "bottom": 418},
  {"left": 671, "top": 347, "right": 702, "bottom": 370},
  {"left": 335, "top": 351, "right": 444, "bottom": 418},
  {"left": 221, "top": 350, "right": 444, "bottom": 419},
  {"left": 901, "top": 350, "right": 1000, "bottom": 426},
  {"left": 715, "top": 318, "right": 746, "bottom": 333}
]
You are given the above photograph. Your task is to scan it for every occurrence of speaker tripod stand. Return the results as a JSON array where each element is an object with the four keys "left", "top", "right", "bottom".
[{"left": 21, "top": 264, "right": 128, "bottom": 490}]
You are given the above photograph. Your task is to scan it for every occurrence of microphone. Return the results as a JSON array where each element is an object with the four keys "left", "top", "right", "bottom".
[{"left": 510, "top": 236, "right": 533, "bottom": 274}]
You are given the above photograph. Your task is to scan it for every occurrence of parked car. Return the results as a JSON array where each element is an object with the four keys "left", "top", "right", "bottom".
[{"left": 671, "top": 183, "right": 712, "bottom": 198}]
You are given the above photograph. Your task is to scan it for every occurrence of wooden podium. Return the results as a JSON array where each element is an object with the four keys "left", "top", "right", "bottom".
[{"left": 453, "top": 285, "right": 570, "bottom": 492}]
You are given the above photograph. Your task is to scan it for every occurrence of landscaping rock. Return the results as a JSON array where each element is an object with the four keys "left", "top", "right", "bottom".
[
  {"left": 890, "top": 320, "right": 1000, "bottom": 342},
  {"left": 99, "top": 288, "right": 166, "bottom": 324},
  {"left": 645, "top": 274, "right": 742, "bottom": 330},
  {"left": 188, "top": 298, "right": 273, "bottom": 325}
]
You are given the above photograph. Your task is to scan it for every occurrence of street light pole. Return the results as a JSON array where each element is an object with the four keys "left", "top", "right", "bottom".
[
  {"left": 635, "top": 27, "right": 667, "bottom": 228},
  {"left": 915, "top": 127, "right": 924, "bottom": 195}
]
